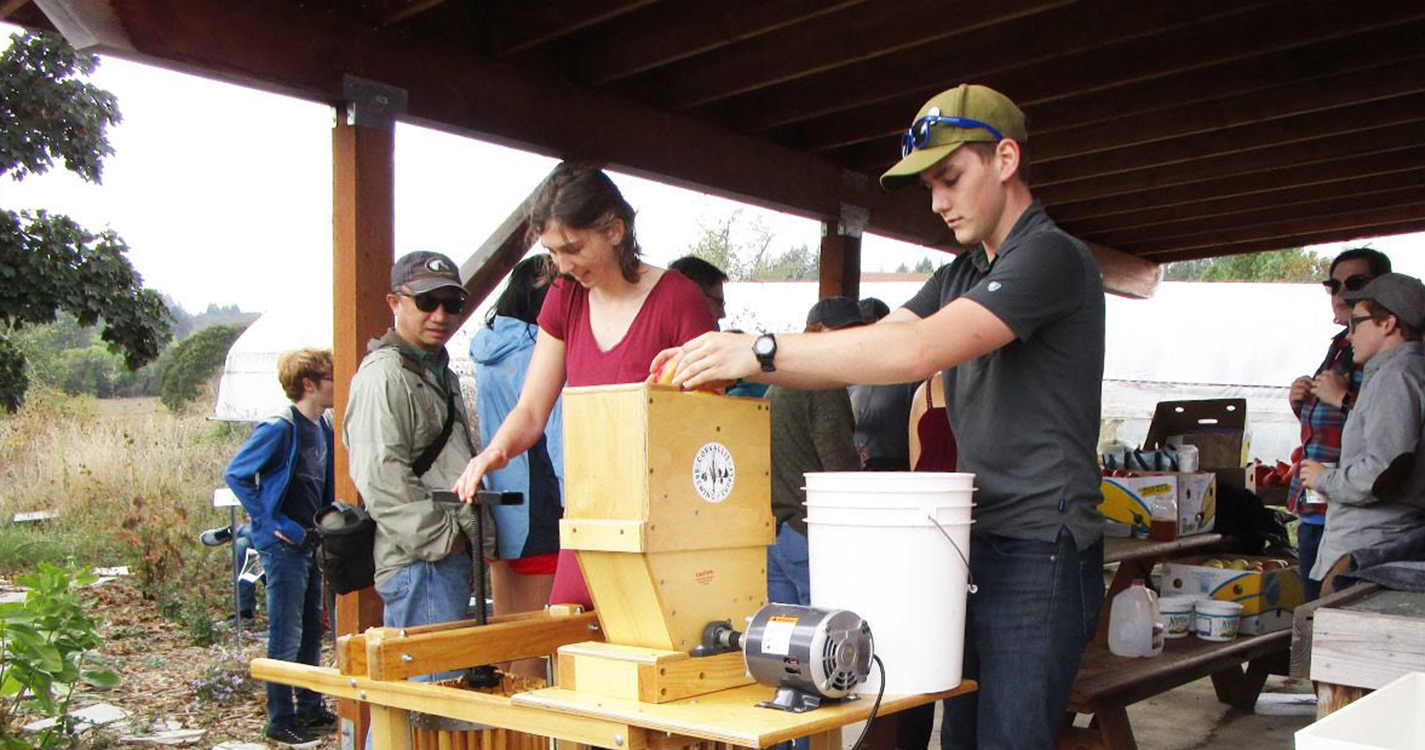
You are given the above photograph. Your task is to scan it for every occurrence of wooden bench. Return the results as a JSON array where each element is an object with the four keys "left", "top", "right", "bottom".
[
  {"left": 1062, "top": 535, "right": 1293, "bottom": 750},
  {"left": 1063, "top": 631, "right": 1290, "bottom": 750}
]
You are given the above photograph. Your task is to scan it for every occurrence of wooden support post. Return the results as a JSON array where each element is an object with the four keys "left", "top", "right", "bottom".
[
  {"left": 369, "top": 705, "right": 412, "bottom": 750},
  {"left": 333, "top": 75, "right": 405, "bottom": 750},
  {"left": 819, "top": 204, "right": 866, "bottom": 300}
]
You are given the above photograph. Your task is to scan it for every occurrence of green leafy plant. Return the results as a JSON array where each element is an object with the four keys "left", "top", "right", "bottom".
[
  {"left": 156, "top": 324, "right": 246, "bottom": 412},
  {"left": 0, "top": 562, "right": 119, "bottom": 750}
]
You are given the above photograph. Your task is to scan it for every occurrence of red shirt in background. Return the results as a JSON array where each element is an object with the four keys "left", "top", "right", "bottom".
[{"left": 536, "top": 269, "right": 716, "bottom": 607}]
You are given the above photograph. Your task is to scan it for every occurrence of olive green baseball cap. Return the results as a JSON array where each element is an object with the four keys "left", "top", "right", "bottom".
[{"left": 880, "top": 84, "right": 1028, "bottom": 190}]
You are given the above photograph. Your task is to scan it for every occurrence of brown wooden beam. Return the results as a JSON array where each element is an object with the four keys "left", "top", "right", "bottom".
[
  {"left": 1086, "top": 243, "right": 1160, "bottom": 300},
  {"left": 819, "top": 226, "right": 861, "bottom": 301},
  {"left": 1088, "top": 184, "right": 1425, "bottom": 250},
  {"left": 372, "top": 0, "right": 451, "bottom": 26},
  {"left": 452, "top": 171, "right": 564, "bottom": 329},
  {"left": 1151, "top": 219, "right": 1425, "bottom": 264},
  {"left": 332, "top": 114, "right": 394, "bottom": 750},
  {"left": 1033, "top": 120, "right": 1425, "bottom": 208},
  {"left": 1031, "top": 59, "right": 1425, "bottom": 163},
  {"left": 1126, "top": 202, "right": 1425, "bottom": 257},
  {"left": 842, "top": 87, "right": 1425, "bottom": 181},
  {"left": 1062, "top": 168, "right": 1425, "bottom": 239},
  {"left": 569, "top": 0, "right": 870, "bottom": 85},
  {"left": 621, "top": 0, "right": 1079, "bottom": 111},
  {"left": 1047, "top": 145, "right": 1425, "bottom": 226},
  {"left": 731, "top": 0, "right": 1296, "bottom": 134},
  {"left": 54, "top": 0, "right": 953, "bottom": 250},
  {"left": 488, "top": 0, "right": 661, "bottom": 57},
  {"left": 1, "top": 0, "right": 31, "bottom": 19}
]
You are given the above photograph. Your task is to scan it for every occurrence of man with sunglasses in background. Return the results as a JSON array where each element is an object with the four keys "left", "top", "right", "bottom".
[
  {"left": 1288, "top": 247, "right": 1391, "bottom": 601},
  {"left": 656, "top": 84, "right": 1105, "bottom": 750},
  {"left": 344, "top": 251, "right": 478, "bottom": 679}
]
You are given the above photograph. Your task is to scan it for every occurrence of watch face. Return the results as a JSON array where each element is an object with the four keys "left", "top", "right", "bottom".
[{"left": 754, "top": 336, "right": 774, "bottom": 355}]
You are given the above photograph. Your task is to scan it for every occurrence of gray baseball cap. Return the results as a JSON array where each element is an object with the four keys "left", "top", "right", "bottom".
[
  {"left": 391, "top": 251, "right": 463, "bottom": 294},
  {"left": 807, "top": 296, "right": 865, "bottom": 330},
  {"left": 1343, "top": 272, "right": 1425, "bottom": 330}
]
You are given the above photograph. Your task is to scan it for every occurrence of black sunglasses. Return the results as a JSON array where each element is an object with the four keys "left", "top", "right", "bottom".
[
  {"left": 398, "top": 291, "right": 467, "bottom": 315},
  {"left": 900, "top": 113, "right": 1004, "bottom": 158},
  {"left": 1322, "top": 274, "right": 1371, "bottom": 296}
]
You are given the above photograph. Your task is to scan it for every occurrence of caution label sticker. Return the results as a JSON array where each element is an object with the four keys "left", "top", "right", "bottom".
[{"left": 760, "top": 615, "right": 799, "bottom": 656}]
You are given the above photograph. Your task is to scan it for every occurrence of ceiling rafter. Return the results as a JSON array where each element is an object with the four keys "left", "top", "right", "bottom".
[
  {"left": 621, "top": 0, "right": 1081, "bottom": 111},
  {"left": 488, "top": 0, "right": 661, "bottom": 57}
]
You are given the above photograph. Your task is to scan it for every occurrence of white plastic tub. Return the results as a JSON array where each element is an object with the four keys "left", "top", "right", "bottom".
[
  {"left": 1297, "top": 672, "right": 1425, "bottom": 749},
  {"left": 803, "top": 471, "right": 975, "bottom": 493}
]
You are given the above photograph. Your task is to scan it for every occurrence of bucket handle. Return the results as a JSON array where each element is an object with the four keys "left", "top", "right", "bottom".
[{"left": 926, "top": 512, "right": 977, "bottom": 595}]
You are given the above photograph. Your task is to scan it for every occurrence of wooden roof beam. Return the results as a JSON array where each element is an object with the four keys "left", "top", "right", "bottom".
[
  {"left": 566, "top": 0, "right": 871, "bottom": 85},
  {"left": 1048, "top": 146, "right": 1425, "bottom": 226},
  {"left": 790, "top": 17, "right": 1425, "bottom": 154},
  {"left": 1058, "top": 166, "right": 1425, "bottom": 237},
  {"left": 1085, "top": 184, "right": 1425, "bottom": 250},
  {"left": 621, "top": 0, "right": 1078, "bottom": 111},
  {"left": 1150, "top": 219, "right": 1425, "bottom": 264},
  {"left": 731, "top": 0, "right": 1302, "bottom": 133},
  {"left": 372, "top": 0, "right": 452, "bottom": 27},
  {"left": 1123, "top": 202, "right": 1425, "bottom": 257},
  {"left": 488, "top": 0, "right": 661, "bottom": 57},
  {"left": 53, "top": 0, "right": 955, "bottom": 252},
  {"left": 1027, "top": 92, "right": 1425, "bottom": 187},
  {"left": 1032, "top": 121, "right": 1425, "bottom": 207}
]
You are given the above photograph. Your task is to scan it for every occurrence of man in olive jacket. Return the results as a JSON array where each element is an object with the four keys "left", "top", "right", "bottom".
[{"left": 344, "top": 251, "right": 476, "bottom": 681}]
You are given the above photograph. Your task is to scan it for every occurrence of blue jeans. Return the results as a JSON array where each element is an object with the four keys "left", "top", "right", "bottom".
[
  {"left": 767, "top": 524, "right": 811, "bottom": 607},
  {"left": 260, "top": 544, "right": 325, "bottom": 727},
  {"left": 1297, "top": 520, "right": 1325, "bottom": 601},
  {"left": 375, "top": 550, "right": 472, "bottom": 682},
  {"left": 940, "top": 530, "right": 1104, "bottom": 750}
]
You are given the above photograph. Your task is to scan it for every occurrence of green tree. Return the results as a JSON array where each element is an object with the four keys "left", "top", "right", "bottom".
[
  {"left": 158, "top": 323, "right": 247, "bottom": 412},
  {"left": 1163, "top": 247, "right": 1330, "bottom": 282},
  {"left": 685, "top": 210, "right": 819, "bottom": 281},
  {"left": 0, "top": 31, "right": 170, "bottom": 412}
]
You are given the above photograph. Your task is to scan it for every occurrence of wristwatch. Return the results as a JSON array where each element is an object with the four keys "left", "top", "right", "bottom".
[{"left": 753, "top": 333, "right": 777, "bottom": 372}]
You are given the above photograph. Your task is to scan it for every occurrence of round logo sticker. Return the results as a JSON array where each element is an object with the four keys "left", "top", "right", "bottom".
[{"left": 692, "top": 442, "right": 736, "bottom": 503}]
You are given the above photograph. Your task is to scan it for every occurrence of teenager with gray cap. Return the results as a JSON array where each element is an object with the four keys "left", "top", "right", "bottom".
[
  {"left": 654, "top": 83, "right": 1105, "bottom": 750},
  {"left": 1301, "top": 272, "right": 1425, "bottom": 592},
  {"left": 344, "top": 250, "right": 477, "bottom": 681}
]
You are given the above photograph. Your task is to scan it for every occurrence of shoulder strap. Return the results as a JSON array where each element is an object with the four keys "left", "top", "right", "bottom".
[{"left": 396, "top": 350, "right": 457, "bottom": 478}]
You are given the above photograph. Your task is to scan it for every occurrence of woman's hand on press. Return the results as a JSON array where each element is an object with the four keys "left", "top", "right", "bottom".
[{"left": 453, "top": 449, "right": 508, "bottom": 503}]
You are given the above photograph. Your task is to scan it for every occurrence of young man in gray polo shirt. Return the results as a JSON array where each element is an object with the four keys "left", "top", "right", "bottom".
[
  {"left": 1300, "top": 273, "right": 1425, "bottom": 589},
  {"left": 658, "top": 83, "right": 1106, "bottom": 750}
]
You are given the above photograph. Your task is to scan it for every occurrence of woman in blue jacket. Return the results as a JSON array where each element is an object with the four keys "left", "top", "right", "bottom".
[{"left": 470, "top": 254, "right": 564, "bottom": 675}]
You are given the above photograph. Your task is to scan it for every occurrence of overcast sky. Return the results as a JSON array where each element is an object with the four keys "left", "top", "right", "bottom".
[{"left": 4, "top": 23, "right": 1423, "bottom": 315}]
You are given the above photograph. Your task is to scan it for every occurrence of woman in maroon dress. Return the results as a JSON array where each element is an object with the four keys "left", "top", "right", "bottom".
[{"left": 453, "top": 163, "right": 715, "bottom": 608}]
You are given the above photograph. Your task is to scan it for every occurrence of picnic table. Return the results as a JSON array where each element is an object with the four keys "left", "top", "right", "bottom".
[{"left": 1063, "top": 535, "right": 1293, "bottom": 750}]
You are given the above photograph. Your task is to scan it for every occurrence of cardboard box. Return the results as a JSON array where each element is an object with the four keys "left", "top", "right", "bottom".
[
  {"left": 1099, "top": 472, "right": 1216, "bottom": 539},
  {"left": 1159, "top": 554, "right": 1305, "bottom": 634},
  {"left": 1145, "top": 398, "right": 1250, "bottom": 471}
]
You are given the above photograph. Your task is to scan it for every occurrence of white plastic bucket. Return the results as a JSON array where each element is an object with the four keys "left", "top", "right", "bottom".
[
  {"left": 804, "top": 471, "right": 975, "bottom": 493},
  {"left": 804, "top": 472, "right": 973, "bottom": 695}
]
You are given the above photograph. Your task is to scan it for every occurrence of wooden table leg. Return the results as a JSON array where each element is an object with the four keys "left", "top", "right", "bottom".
[
  {"left": 1094, "top": 705, "right": 1138, "bottom": 750},
  {"left": 369, "top": 705, "right": 412, "bottom": 750},
  {"left": 1315, "top": 682, "right": 1365, "bottom": 720},
  {"left": 809, "top": 727, "right": 843, "bottom": 750}
]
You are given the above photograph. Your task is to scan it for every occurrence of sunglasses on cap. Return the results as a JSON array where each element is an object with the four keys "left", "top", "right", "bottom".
[
  {"left": 397, "top": 291, "right": 467, "bottom": 315},
  {"left": 900, "top": 112, "right": 1005, "bottom": 159},
  {"left": 1322, "top": 274, "right": 1371, "bottom": 296}
]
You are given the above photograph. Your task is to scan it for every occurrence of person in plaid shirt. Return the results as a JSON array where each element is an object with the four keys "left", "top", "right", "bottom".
[{"left": 1288, "top": 247, "right": 1391, "bottom": 600}]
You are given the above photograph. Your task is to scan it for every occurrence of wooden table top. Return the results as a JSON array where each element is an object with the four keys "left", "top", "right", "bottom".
[
  {"left": 513, "top": 680, "right": 977, "bottom": 748},
  {"left": 1104, "top": 534, "right": 1229, "bottom": 565}
]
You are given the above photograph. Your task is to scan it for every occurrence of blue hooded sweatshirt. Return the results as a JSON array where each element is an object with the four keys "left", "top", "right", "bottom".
[
  {"left": 223, "top": 406, "right": 335, "bottom": 551},
  {"left": 471, "top": 316, "right": 565, "bottom": 560}
]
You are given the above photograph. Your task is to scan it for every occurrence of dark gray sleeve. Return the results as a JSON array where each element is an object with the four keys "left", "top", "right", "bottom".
[
  {"left": 902, "top": 265, "right": 950, "bottom": 319},
  {"left": 961, "top": 235, "right": 1088, "bottom": 341},
  {"left": 812, "top": 389, "right": 861, "bottom": 472}
]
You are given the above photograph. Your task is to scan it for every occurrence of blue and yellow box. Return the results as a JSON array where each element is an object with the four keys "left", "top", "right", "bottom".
[
  {"left": 1160, "top": 555, "right": 1306, "bottom": 634},
  {"left": 1099, "top": 472, "right": 1216, "bottom": 538}
]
